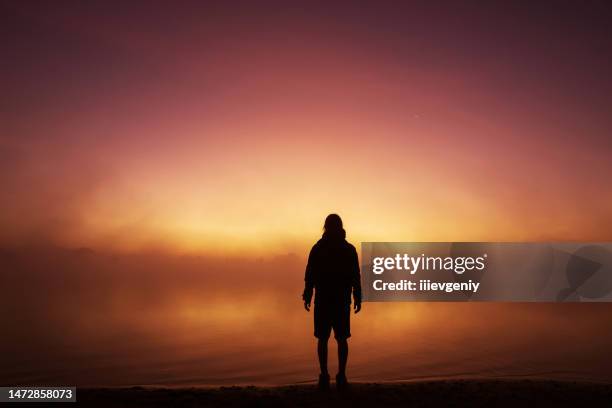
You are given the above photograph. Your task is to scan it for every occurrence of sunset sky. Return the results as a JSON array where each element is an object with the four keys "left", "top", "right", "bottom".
[{"left": 3, "top": 1, "right": 612, "bottom": 254}]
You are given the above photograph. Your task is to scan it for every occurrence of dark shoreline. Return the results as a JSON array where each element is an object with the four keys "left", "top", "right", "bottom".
[{"left": 65, "top": 379, "right": 612, "bottom": 407}]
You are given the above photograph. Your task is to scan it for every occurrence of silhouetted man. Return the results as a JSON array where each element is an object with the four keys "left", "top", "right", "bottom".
[{"left": 303, "top": 214, "right": 362, "bottom": 390}]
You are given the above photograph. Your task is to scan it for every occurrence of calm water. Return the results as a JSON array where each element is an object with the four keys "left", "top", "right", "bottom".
[{"left": 2, "top": 247, "right": 612, "bottom": 386}]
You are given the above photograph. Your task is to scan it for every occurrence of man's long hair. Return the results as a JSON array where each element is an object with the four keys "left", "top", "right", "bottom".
[{"left": 323, "top": 213, "right": 345, "bottom": 240}]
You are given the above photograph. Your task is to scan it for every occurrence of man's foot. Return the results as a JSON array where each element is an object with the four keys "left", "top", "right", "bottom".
[
  {"left": 318, "top": 373, "right": 330, "bottom": 390},
  {"left": 335, "top": 372, "right": 349, "bottom": 390}
]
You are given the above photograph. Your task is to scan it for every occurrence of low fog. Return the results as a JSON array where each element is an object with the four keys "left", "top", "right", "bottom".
[{"left": 2, "top": 245, "right": 612, "bottom": 386}]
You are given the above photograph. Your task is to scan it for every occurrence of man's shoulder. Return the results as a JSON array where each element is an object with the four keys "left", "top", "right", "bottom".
[
  {"left": 311, "top": 239, "right": 356, "bottom": 253},
  {"left": 344, "top": 241, "right": 357, "bottom": 252},
  {"left": 310, "top": 239, "right": 324, "bottom": 253}
]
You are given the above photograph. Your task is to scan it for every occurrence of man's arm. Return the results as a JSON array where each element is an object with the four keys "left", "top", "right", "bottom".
[
  {"left": 351, "top": 247, "right": 362, "bottom": 313},
  {"left": 302, "top": 247, "right": 315, "bottom": 311}
]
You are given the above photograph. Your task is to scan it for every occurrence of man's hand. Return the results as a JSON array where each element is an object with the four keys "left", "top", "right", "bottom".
[
  {"left": 354, "top": 301, "right": 362, "bottom": 314},
  {"left": 302, "top": 288, "right": 313, "bottom": 312}
]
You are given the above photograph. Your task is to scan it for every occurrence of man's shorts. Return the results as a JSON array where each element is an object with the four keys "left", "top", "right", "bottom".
[{"left": 314, "top": 303, "right": 351, "bottom": 340}]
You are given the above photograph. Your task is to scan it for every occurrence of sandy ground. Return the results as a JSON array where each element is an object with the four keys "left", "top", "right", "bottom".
[{"left": 58, "top": 380, "right": 612, "bottom": 407}]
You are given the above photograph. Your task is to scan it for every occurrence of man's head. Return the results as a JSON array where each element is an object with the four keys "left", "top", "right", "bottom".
[{"left": 324, "top": 214, "right": 343, "bottom": 233}]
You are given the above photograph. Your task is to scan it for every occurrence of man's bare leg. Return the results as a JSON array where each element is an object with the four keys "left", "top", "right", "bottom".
[
  {"left": 317, "top": 338, "right": 330, "bottom": 389},
  {"left": 337, "top": 338, "right": 348, "bottom": 375},
  {"left": 317, "top": 338, "right": 329, "bottom": 376}
]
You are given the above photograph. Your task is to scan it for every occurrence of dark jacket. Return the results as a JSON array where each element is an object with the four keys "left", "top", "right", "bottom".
[{"left": 303, "top": 229, "right": 362, "bottom": 307}]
